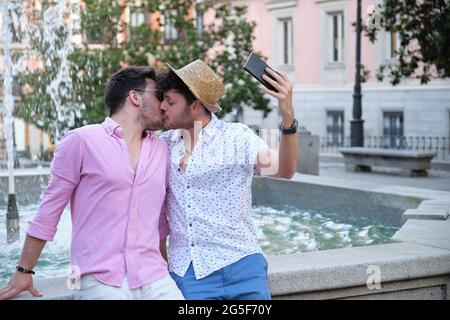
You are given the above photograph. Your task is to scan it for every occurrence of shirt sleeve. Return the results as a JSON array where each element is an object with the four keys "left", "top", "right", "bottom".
[
  {"left": 26, "top": 131, "right": 83, "bottom": 241},
  {"left": 242, "top": 125, "right": 269, "bottom": 173}
]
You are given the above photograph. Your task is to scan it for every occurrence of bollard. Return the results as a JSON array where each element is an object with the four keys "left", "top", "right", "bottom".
[{"left": 297, "top": 126, "right": 319, "bottom": 175}]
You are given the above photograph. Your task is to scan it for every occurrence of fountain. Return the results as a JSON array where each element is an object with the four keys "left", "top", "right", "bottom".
[
  {"left": 0, "top": 0, "right": 77, "bottom": 243},
  {"left": 1, "top": 173, "right": 449, "bottom": 299}
]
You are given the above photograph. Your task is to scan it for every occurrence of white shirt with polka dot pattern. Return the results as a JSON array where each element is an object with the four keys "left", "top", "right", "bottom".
[{"left": 159, "top": 114, "right": 269, "bottom": 279}]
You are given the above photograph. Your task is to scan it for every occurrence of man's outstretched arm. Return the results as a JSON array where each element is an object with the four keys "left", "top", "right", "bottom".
[{"left": 256, "top": 68, "right": 299, "bottom": 179}]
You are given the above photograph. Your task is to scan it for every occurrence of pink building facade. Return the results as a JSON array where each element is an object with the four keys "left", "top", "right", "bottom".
[{"left": 227, "top": 0, "right": 450, "bottom": 159}]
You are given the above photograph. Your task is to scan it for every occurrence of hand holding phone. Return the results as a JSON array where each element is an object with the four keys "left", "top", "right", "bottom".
[
  {"left": 243, "top": 52, "right": 295, "bottom": 125},
  {"left": 242, "top": 52, "right": 279, "bottom": 93}
]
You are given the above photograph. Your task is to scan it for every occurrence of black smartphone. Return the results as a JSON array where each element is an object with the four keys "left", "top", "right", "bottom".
[{"left": 242, "top": 52, "right": 278, "bottom": 93}]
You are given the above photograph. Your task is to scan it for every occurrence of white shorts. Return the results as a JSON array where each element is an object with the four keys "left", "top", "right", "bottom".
[{"left": 74, "top": 274, "right": 185, "bottom": 300}]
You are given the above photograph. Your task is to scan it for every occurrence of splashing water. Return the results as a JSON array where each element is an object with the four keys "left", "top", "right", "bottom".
[
  {"left": 0, "top": 205, "right": 72, "bottom": 282},
  {"left": 1, "top": 0, "right": 84, "bottom": 243},
  {"left": 1, "top": 0, "right": 81, "bottom": 143},
  {"left": 41, "top": 0, "right": 78, "bottom": 138}
]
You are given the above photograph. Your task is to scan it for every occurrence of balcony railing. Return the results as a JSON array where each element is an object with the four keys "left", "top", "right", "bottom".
[{"left": 320, "top": 136, "right": 450, "bottom": 161}]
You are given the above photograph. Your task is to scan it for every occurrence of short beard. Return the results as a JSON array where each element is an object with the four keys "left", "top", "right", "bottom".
[
  {"left": 138, "top": 104, "right": 163, "bottom": 131},
  {"left": 144, "top": 121, "right": 163, "bottom": 131},
  {"left": 166, "top": 106, "right": 194, "bottom": 130}
]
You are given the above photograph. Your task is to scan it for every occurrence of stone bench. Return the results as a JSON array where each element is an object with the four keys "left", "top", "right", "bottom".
[{"left": 339, "top": 147, "right": 437, "bottom": 177}]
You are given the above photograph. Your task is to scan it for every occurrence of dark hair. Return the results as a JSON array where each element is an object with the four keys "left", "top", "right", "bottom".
[
  {"left": 104, "top": 66, "right": 157, "bottom": 116},
  {"left": 157, "top": 69, "right": 210, "bottom": 114}
]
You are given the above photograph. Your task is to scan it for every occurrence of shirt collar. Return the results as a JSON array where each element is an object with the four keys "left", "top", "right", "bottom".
[
  {"left": 102, "top": 117, "right": 152, "bottom": 138},
  {"left": 102, "top": 117, "right": 120, "bottom": 136},
  {"left": 170, "top": 114, "right": 221, "bottom": 145},
  {"left": 202, "top": 114, "right": 221, "bottom": 144}
]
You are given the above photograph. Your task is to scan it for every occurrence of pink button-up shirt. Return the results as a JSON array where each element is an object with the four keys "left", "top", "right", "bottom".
[{"left": 27, "top": 117, "right": 170, "bottom": 289}]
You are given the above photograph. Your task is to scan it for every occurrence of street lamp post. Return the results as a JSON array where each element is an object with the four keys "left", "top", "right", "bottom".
[
  {"left": 351, "top": 0, "right": 364, "bottom": 147},
  {"left": 1, "top": 0, "right": 20, "bottom": 243}
]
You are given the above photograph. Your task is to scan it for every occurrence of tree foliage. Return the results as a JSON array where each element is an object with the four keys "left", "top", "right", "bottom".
[
  {"left": 365, "top": 0, "right": 450, "bottom": 85},
  {"left": 17, "top": 0, "right": 271, "bottom": 140}
]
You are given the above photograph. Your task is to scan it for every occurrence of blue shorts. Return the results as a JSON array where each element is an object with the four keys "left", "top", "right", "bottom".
[{"left": 170, "top": 253, "right": 271, "bottom": 300}]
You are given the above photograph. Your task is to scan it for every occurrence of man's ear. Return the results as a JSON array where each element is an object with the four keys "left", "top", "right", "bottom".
[
  {"left": 128, "top": 90, "right": 141, "bottom": 106},
  {"left": 191, "top": 100, "right": 205, "bottom": 114}
]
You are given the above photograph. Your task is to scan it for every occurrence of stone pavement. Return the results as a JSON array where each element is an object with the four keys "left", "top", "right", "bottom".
[{"left": 318, "top": 162, "right": 450, "bottom": 192}]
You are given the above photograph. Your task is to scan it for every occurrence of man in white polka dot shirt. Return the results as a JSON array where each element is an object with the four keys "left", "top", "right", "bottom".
[{"left": 157, "top": 60, "right": 298, "bottom": 300}]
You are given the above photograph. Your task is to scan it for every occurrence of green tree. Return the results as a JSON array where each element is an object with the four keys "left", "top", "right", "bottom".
[
  {"left": 17, "top": 0, "right": 271, "bottom": 141},
  {"left": 365, "top": 0, "right": 450, "bottom": 85},
  {"left": 208, "top": 4, "right": 271, "bottom": 118}
]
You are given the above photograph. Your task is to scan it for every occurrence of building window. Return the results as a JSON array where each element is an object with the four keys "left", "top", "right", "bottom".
[
  {"left": 329, "top": 11, "right": 344, "bottom": 63},
  {"left": 326, "top": 111, "right": 344, "bottom": 146},
  {"left": 383, "top": 112, "right": 404, "bottom": 148},
  {"left": 70, "top": 2, "right": 82, "bottom": 44},
  {"left": 195, "top": 7, "right": 204, "bottom": 39},
  {"left": 278, "top": 17, "right": 293, "bottom": 65},
  {"left": 162, "top": 10, "right": 180, "bottom": 44},
  {"left": 128, "top": 8, "right": 147, "bottom": 41},
  {"left": 130, "top": 10, "right": 145, "bottom": 27},
  {"left": 387, "top": 29, "right": 400, "bottom": 59}
]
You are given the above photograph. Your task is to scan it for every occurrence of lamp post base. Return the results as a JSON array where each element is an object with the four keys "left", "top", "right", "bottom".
[
  {"left": 350, "top": 119, "right": 364, "bottom": 147},
  {"left": 6, "top": 193, "right": 20, "bottom": 243}
]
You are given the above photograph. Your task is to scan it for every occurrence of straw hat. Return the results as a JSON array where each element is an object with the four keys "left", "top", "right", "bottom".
[{"left": 167, "top": 60, "right": 224, "bottom": 113}]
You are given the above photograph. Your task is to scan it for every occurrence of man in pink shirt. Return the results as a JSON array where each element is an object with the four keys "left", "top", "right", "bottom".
[{"left": 0, "top": 67, "right": 184, "bottom": 300}]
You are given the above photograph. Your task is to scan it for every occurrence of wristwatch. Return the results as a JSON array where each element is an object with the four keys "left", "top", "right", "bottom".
[
  {"left": 279, "top": 118, "right": 298, "bottom": 134},
  {"left": 16, "top": 265, "right": 35, "bottom": 275}
]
